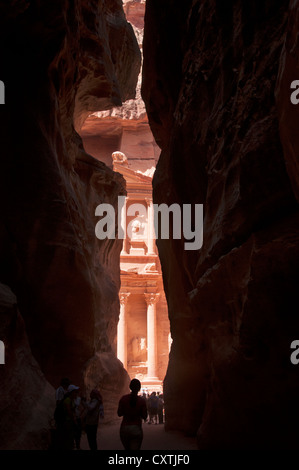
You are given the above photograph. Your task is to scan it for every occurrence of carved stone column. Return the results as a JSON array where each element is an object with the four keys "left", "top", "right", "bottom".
[
  {"left": 145, "top": 198, "right": 156, "bottom": 255},
  {"left": 117, "top": 292, "right": 130, "bottom": 369},
  {"left": 144, "top": 292, "right": 160, "bottom": 380}
]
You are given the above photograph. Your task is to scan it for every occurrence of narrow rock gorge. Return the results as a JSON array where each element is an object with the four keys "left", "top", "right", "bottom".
[
  {"left": 0, "top": 0, "right": 299, "bottom": 451},
  {"left": 142, "top": 0, "right": 299, "bottom": 449}
]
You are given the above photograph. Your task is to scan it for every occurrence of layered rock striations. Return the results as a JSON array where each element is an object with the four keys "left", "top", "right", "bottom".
[
  {"left": 0, "top": 0, "right": 140, "bottom": 448},
  {"left": 142, "top": 0, "right": 299, "bottom": 448}
]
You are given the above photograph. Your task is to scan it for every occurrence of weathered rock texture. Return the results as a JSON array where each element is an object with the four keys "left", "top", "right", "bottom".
[
  {"left": 0, "top": 283, "right": 55, "bottom": 450},
  {"left": 80, "top": 0, "right": 159, "bottom": 174},
  {"left": 142, "top": 0, "right": 299, "bottom": 449},
  {"left": 0, "top": 0, "right": 140, "bottom": 448},
  {"left": 276, "top": 0, "right": 299, "bottom": 204}
]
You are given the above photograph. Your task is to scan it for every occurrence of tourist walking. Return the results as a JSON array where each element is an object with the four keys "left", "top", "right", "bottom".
[{"left": 117, "top": 379, "right": 148, "bottom": 450}]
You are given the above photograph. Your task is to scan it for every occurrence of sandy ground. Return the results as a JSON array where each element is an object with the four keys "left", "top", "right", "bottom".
[{"left": 80, "top": 419, "right": 198, "bottom": 451}]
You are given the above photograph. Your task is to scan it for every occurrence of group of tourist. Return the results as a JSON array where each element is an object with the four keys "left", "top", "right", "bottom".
[
  {"left": 142, "top": 391, "right": 164, "bottom": 425},
  {"left": 51, "top": 377, "right": 104, "bottom": 450},
  {"left": 51, "top": 377, "right": 164, "bottom": 451}
]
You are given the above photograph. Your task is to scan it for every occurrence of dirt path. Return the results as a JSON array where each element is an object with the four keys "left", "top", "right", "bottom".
[{"left": 80, "top": 420, "right": 198, "bottom": 451}]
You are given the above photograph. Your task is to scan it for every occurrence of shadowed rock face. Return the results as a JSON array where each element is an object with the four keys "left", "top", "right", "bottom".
[
  {"left": 0, "top": 283, "right": 55, "bottom": 450},
  {"left": 0, "top": 0, "right": 140, "bottom": 448},
  {"left": 276, "top": 0, "right": 299, "bottom": 204},
  {"left": 142, "top": 0, "right": 299, "bottom": 449}
]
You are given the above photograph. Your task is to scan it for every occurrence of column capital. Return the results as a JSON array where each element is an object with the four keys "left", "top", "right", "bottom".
[
  {"left": 119, "top": 292, "right": 130, "bottom": 305},
  {"left": 144, "top": 292, "right": 160, "bottom": 306},
  {"left": 145, "top": 197, "right": 152, "bottom": 207}
]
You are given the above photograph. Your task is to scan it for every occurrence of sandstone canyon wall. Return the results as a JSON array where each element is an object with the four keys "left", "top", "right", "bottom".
[
  {"left": 0, "top": 0, "right": 140, "bottom": 449},
  {"left": 79, "top": 0, "right": 160, "bottom": 175},
  {"left": 142, "top": 0, "right": 299, "bottom": 449}
]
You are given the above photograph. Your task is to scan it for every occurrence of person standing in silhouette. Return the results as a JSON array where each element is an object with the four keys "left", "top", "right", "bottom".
[
  {"left": 54, "top": 377, "right": 70, "bottom": 425},
  {"left": 61, "top": 384, "right": 80, "bottom": 450},
  {"left": 117, "top": 378, "right": 148, "bottom": 450},
  {"left": 157, "top": 393, "right": 164, "bottom": 424},
  {"left": 82, "top": 389, "right": 104, "bottom": 451},
  {"left": 148, "top": 391, "right": 159, "bottom": 424},
  {"left": 52, "top": 378, "right": 71, "bottom": 449}
]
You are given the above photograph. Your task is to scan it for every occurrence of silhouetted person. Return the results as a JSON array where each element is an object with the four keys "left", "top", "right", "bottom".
[
  {"left": 117, "top": 378, "right": 147, "bottom": 450},
  {"left": 74, "top": 391, "right": 85, "bottom": 450},
  {"left": 54, "top": 378, "right": 70, "bottom": 417},
  {"left": 52, "top": 377, "right": 71, "bottom": 449},
  {"left": 148, "top": 391, "right": 159, "bottom": 424},
  {"left": 157, "top": 393, "right": 164, "bottom": 424},
  {"left": 62, "top": 384, "right": 80, "bottom": 450},
  {"left": 83, "top": 389, "right": 104, "bottom": 451}
]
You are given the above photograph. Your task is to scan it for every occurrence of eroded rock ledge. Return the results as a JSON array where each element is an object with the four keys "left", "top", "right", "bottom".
[{"left": 142, "top": 0, "right": 299, "bottom": 449}]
